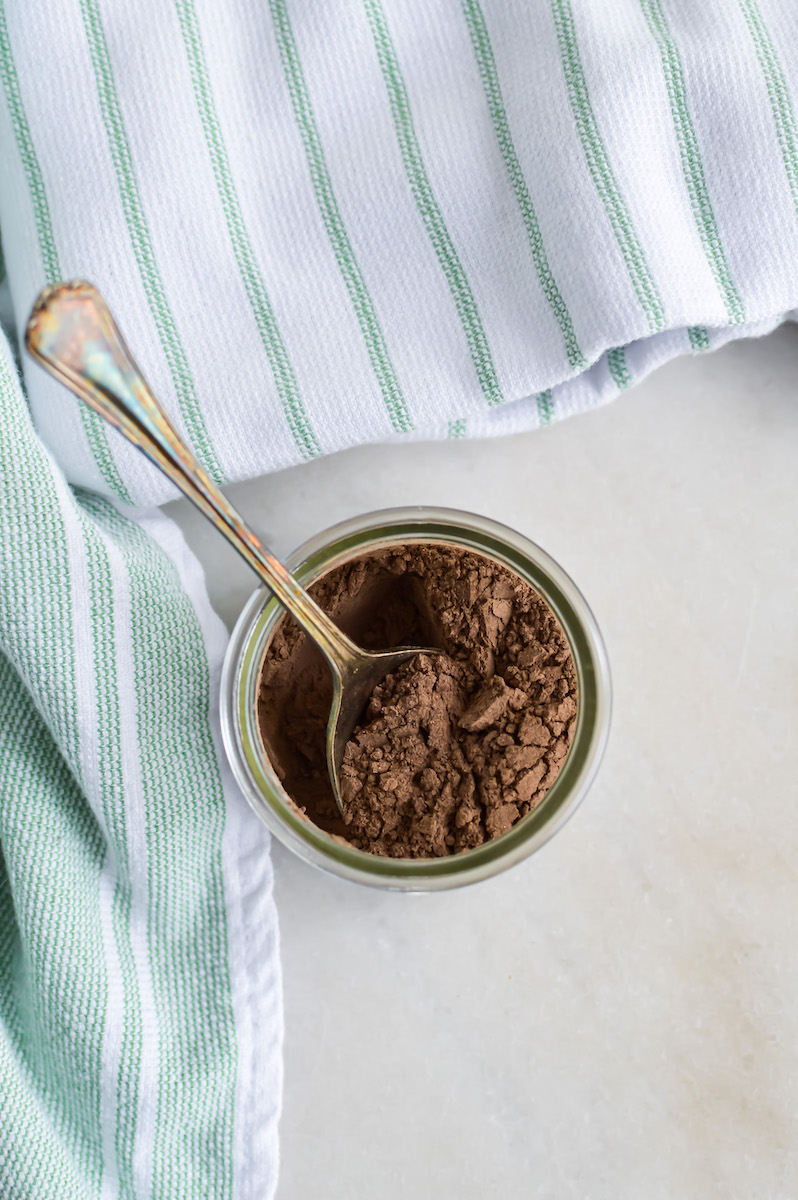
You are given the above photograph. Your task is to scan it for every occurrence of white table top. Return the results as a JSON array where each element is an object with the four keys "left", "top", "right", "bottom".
[{"left": 167, "top": 325, "right": 798, "bottom": 1199}]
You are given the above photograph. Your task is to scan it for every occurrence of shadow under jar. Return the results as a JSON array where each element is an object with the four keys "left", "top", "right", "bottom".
[{"left": 220, "top": 507, "right": 611, "bottom": 891}]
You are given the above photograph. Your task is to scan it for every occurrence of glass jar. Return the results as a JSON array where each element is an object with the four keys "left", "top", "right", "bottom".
[{"left": 220, "top": 507, "right": 611, "bottom": 891}]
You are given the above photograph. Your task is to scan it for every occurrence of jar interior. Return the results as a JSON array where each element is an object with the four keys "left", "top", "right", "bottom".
[
  {"left": 255, "top": 540, "right": 578, "bottom": 854},
  {"left": 225, "top": 510, "right": 609, "bottom": 888}
]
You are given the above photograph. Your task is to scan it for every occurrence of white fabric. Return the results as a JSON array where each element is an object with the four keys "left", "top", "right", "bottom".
[{"left": 2, "top": 0, "right": 797, "bottom": 508}]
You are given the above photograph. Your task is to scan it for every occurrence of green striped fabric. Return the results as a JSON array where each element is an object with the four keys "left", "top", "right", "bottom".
[
  {"left": 0, "top": 315, "right": 279, "bottom": 1198},
  {"left": 551, "top": 0, "right": 667, "bottom": 337},
  {"left": 463, "top": 0, "right": 587, "bottom": 373},
  {"left": 2, "top": 1, "right": 797, "bottom": 495},
  {"left": 638, "top": 0, "right": 745, "bottom": 327},
  {"left": 79, "top": 0, "right": 226, "bottom": 485},
  {"left": 607, "top": 346, "right": 633, "bottom": 390},
  {"left": 365, "top": 0, "right": 505, "bottom": 408},
  {"left": 270, "top": 0, "right": 413, "bottom": 435},
  {"left": 535, "top": 388, "right": 555, "bottom": 425},
  {"left": 173, "top": 0, "right": 323, "bottom": 460},
  {"left": 741, "top": 0, "right": 798, "bottom": 219},
  {"left": 0, "top": 0, "right": 130, "bottom": 503}
]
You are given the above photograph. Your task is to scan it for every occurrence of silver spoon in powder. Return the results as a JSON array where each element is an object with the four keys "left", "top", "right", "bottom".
[{"left": 26, "top": 280, "right": 439, "bottom": 820}]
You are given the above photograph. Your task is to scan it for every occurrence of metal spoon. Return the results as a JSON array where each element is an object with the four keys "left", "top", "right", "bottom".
[{"left": 25, "top": 280, "right": 437, "bottom": 819}]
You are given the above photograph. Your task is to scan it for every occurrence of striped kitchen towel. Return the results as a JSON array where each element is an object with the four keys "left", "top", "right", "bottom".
[
  {"left": 2, "top": 0, "right": 798, "bottom": 507},
  {"left": 0, "top": 276, "right": 281, "bottom": 1197},
  {"left": 1, "top": 1, "right": 798, "bottom": 1197}
]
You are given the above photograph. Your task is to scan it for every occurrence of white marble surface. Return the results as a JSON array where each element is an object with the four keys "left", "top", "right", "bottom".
[{"left": 167, "top": 326, "right": 798, "bottom": 1199}]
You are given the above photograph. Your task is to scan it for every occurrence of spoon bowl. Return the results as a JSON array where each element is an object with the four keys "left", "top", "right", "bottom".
[
  {"left": 327, "top": 644, "right": 438, "bottom": 809},
  {"left": 24, "top": 280, "right": 440, "bottom": 818}
]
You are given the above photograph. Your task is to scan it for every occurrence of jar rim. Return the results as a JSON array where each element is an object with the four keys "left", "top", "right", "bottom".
[{"left": 220, "top": 506, "right": 611, "bottom": 891}]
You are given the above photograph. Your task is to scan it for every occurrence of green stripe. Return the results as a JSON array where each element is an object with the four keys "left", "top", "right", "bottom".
[
  {"left": 173, "top": 0, "right": 322, "bottom": 459},
  {"left": 0, "top": 799, "right": 85, "bottom": 1198},
  {"left": 447, "top": 418, "right": 467, "bottom": 438},
  {"left": 78, "top": 516, "right": 141, "bottom": 1200},
  {"left": 607, "top": 346, "right": 632, "bottom": 390},
  {"left": 0, "top": 7, "right": 58, "bottom": 284},
  {"left": 269, "top": 0, "right": 413, "bottom": 434},
  {"left": 0, "top": 322, "right": 238, "bottom": 1194},
  {"left": 687, "top": 324, "right": 710, "bottom": 351},
  {"left": 0, "top": 2, "right": 131, "bottom": 503},
  {"left": 0, "top": 345, "right": 106, "bottom": 1192},
  {"left": 79, "top": 0, "right": 227, "bottom": 482},
  {"left": 463, "top": 0, "right": 586, "bottom": 371},
  {"left": 551, "top": 0, "right": 666, "bottom": 334},
  {"left": 0, "top": 344, "right": 79, "bottom": 803},
  {"left": 0, "top": 658, "right": 106, "bottom": 1199},
  {"left": 639, "top": 0, "right": 745, "bottom": 325},
  {"left": 536, "top": 388, "right": 555, "bottom": 425},
  {"left": 83, "top": 495, "right": 237, "bottom": 1200},
  {"left": 741, "top": 0, "right": 798, "bottom": 218},
  {"left": 365, "top": 0, "right": 504, "bottom": 407}
]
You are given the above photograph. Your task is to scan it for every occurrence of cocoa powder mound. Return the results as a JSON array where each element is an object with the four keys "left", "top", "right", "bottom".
[{"left": 257, "top": 544, "right": 577, "bottom": 859}]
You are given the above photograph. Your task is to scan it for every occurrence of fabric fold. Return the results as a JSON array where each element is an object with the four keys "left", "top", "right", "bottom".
[
  {"left": 1, "top": 0, "right": 797, "bottom": 505},
  {"left": 0, "top": 321, "right": 280, "bottom": 1199}
]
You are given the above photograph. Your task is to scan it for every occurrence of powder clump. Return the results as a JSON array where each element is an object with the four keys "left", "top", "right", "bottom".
[{"left": 258, "top": 545, "right": 577, "bottom": 859}]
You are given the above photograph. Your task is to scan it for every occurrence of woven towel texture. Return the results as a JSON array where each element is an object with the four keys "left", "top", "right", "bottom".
[
  {"left": 2, "top": 0, "right": 797, "bottom": 506},
  {"left": 0, "top": 314, "right": 281, "bottom": 1200}
]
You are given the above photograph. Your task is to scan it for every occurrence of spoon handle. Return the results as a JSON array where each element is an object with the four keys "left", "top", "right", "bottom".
[{"left": 25, "top": 280, "right": 354, "bottom": 672}]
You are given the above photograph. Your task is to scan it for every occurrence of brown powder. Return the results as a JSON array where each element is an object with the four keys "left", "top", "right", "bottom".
[{"left": 257, "top": 544, "right": 577, "bottom": 858}]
